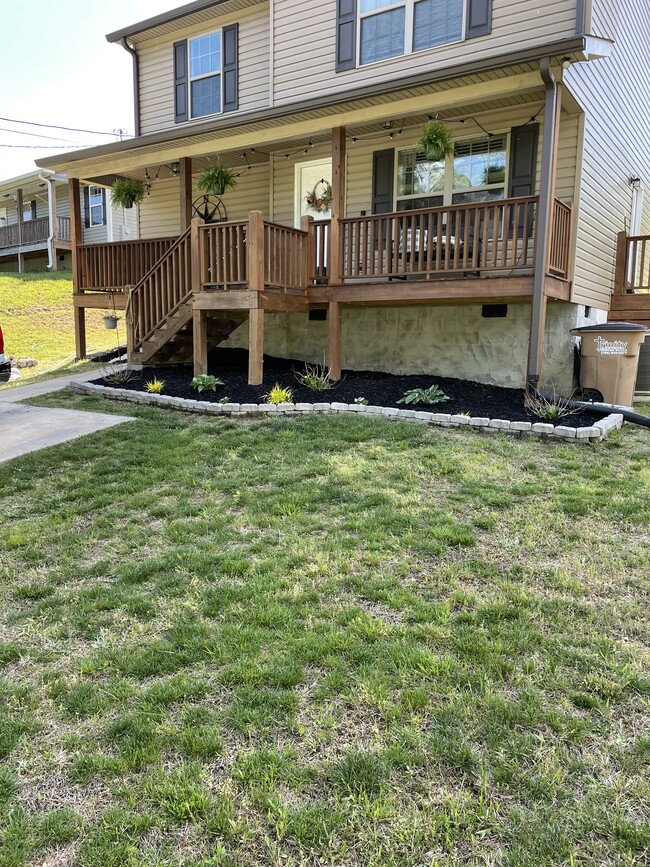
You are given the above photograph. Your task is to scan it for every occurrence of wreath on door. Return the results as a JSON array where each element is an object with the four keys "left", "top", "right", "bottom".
[{"left": 306, "top": 179, "right": 333, "bottom": 214}]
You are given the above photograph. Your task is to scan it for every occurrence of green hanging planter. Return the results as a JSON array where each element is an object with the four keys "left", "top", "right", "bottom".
[
  {"left": 417, "top": 121, "right": 455, "bottom": 161},
  {"left": 111, "top": 178, "right": 145, "bottom": 209},
  {"left": 196, "top": 160, "right": 238, "bottom": 196}
]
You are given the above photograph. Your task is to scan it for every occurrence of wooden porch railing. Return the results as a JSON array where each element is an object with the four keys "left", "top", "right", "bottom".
[
  {"left": 0, "top": 223, "right": 20, "bottom": 250},
  {"left": 337, "top": 196, "right": 539, "bottom": 281},
  {"left": 19, "top": 216, "right": 50, "bottom": 246},
  {"left": 548, "top": 199, "right": 572, "bottom": 279},
  {"left": 56, "top": 216, "right": 71, "bottom": 242},
  {"left": 199, "top": 220, "right": 248, "bottom": 287},
  {"left": 615, "top": 233, "right": 650, "bottom": 294},
  {"left": 264, "top": 221, "right": 308, "bottom": 291},
  {"left": 77, "top": 237, "right": 176, "bottom": 291},
  {"left": 128, "top": 226, "right": 193, "bottom": 354}
]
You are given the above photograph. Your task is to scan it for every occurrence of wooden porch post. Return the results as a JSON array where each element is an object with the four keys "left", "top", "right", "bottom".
[
  {"left": 180, "top": 157, "right": 193, "bottom": 232},
  {"left": 193, "top": 309, "right": 208, "bottom": 377},
  {"left": 247, "top": 210, "right": 265, "bottom": 385},
  {"left": 329, "top": 126, "right": 346, "bottom": 285},
  {"left": 614, "top": 231, "right": 629, "bottom": 295},
  {"left": 16, "top": 188, "right": 24, "bottom": 274},
  {"left": 328, "top": 300, "right": 342, "bottom": 380},
  {"left": 69, "top": 178, "right": 86, "bottom": 359}
]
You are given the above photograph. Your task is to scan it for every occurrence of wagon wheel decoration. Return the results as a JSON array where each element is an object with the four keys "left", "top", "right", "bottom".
[{"left": 192, "top": 194, "right": 227, "bottom": 223}]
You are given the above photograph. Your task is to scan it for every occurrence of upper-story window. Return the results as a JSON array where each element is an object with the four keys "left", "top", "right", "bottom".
[
  {"left": 396, "top": 134, "right": 507, "bottom": 210},
  {"left": 359, "top": 0, "right": 466, "bottom": 65},
  {"left": 189, "top": 31, "right": 222, "bottom": 118}
]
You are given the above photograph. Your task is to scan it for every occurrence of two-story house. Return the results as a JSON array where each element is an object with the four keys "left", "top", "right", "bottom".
[
  {"left": 36, "top": 0, "right": 649, "bottom": 390},
  {"left": 0, "top": 170, "right": 138, "bottom": 273}
]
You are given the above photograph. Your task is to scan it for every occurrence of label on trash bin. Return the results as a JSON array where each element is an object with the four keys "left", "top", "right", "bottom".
[{"left": 594, "top": 336, "right": 628, "bottom": 356}]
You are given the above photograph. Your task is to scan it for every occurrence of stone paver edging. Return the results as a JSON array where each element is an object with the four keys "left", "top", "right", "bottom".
[{"left": 70, "top": 381, "right": 625, "bottom": 443}]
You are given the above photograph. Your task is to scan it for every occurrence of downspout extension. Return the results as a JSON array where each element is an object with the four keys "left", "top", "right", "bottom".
[
  {"left": 120, "top": 37, "right": 141, "bottom": 137},
  {"left": 527, "top": 57, "right": 557, "bottom": 392},
  {"left": 38, "top": 170, "right": 56, "bottom": 271}
]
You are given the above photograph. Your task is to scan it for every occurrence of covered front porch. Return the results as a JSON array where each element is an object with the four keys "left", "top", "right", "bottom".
[{"left": 64, "top": 63, "right": 578, "bottom": 385}]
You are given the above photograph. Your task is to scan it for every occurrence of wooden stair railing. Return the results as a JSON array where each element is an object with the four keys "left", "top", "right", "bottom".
[{"left": 127, "top": 225, "right": 193, "bottom": 363}]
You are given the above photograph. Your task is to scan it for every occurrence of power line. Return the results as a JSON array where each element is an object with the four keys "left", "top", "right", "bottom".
[
  {"left": 0, "top": 126, "right": 84, "bottom": 145},
  {"left": 0, "top": 116, "right": 132, "bottom": 137},
  {"left": 0, "top": 143, "right": 93, "bottom": 149}
]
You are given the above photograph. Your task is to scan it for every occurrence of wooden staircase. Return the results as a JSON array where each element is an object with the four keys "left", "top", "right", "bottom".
[{"left": 609, "top": 232, "right": 650, "bottom": 329}]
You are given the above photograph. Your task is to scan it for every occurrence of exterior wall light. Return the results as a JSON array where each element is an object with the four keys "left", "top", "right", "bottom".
[{"left": 629, "top": 176, "right": 641, "bottom": 190}]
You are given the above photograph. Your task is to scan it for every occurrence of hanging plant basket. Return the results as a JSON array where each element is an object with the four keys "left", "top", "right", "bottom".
[
  {"left": 417, "top": 121, "right": 454, "bottom": 161},
  {"left": 196, "top": 160, "right": 238, "bottom": 196},
  {"left": 111, "top": 178, "right": 145, "bottom": 209},
  {"left": 306, "top": 179, "right": 333, "bottom": 214},
  {"left": 103, "top": 315, "right": 119, "bottom": 330}
]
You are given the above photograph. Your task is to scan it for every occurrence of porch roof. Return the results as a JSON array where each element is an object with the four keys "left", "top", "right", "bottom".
[{"left": 37, "top": 49, "right": 589, "bottom": 180}]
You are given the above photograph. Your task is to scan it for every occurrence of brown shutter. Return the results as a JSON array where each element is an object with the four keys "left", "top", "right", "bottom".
[
  {"left": 223, "top": 23, "right": 239, "bottom": 112},
  {"left": 336, "top": 0, "right": 357, "bottom": 72},
  {"left": 174, "top": 39, "right": 188, "bottom": 123},
  {"left": 467, "top": 0, "right": 492, "bottom": 39},
  {"left": 372, "top": 149, "right": 394, "bottom": 214}
]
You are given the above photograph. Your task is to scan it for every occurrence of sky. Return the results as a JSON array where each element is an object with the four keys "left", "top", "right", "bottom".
[{"left": 0, "top": 0, "right": 184, "bottom": 180}]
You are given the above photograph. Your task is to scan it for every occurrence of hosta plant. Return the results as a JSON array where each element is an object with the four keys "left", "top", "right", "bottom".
[
  {"left": 397, "top": 384, "right": 450, "bottom": 406},
  {"left": 191, "top": 375, "right": 224, "bottom": 393}
]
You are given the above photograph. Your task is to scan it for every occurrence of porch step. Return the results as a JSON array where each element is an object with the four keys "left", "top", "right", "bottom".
[{"left": 143, "top": 312, "right": 247, "bottom": 366}]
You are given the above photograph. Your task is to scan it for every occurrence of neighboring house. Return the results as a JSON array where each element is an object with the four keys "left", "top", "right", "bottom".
[
  {"left": 36, "top": 0, "right": 650, "bottom": 389},
  {"left": 0, "top": 171, "right": 138, "bottom": 273}
]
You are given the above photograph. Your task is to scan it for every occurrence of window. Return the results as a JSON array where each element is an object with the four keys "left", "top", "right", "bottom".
[
  {"left": 0, "top": 207, "right": 6, "bottom": 225},
  {"left": 88, "top": 187, "right": 105, "bottom": 227},
  {"left": 23, "top": 201, "right": 37, "bottom": 222},
  {"left": 189, "top": 31, "right": 221, "bottom": 118},
  {"left": 359, "top": 0, "right": 465, "bottom": 66},
  {"left": 395, "top": 134, "right": 507, "bottom": 210}
]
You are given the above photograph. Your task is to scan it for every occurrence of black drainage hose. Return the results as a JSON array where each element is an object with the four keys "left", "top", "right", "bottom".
[{"left": 539, "top": 390, "right": 650, "bottom": 429}]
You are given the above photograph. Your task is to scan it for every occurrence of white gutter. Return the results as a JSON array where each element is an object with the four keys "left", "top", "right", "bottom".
[{"left": 38, "top": 169, "right": 56, "bottom": 270}]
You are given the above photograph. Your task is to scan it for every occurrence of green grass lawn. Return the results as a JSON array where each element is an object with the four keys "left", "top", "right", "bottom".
[
  {"left": 0, "top": 273, "right": 116, "bottom": 381},
  {"left": 1, "top": 395, "right": 649, "bottom": 866}
]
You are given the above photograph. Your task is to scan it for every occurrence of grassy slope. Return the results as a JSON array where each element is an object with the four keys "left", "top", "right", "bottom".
[
  {"left": 0, "top": 398, "right": 649, "bottom": 866},
  {"left": 0, "top": 273, "right": 115, "bottom": 380}
]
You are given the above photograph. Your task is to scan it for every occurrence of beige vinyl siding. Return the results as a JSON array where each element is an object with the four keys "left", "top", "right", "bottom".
[
  {"left": 138, "top": 162, "right": 270, "bottom": 238},
  {"left": 138, "top": 2, "right": 270, "bottom": 136},
  {"left": 110, "top": 202, "right": 139, "bottom": 241},
  {"left": 273, "top": 0, "right": 578, "bottom": 105},
  {"left": 564, "top": 0, "right": 650, "bottom": 308},
  {"left": 271, "top": 105, "right": 580, "bottom": 224}
]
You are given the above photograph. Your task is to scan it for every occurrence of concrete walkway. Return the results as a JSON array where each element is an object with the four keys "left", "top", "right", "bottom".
[{"left": 0, "top": 369, "right": 133, "bottom": 465}]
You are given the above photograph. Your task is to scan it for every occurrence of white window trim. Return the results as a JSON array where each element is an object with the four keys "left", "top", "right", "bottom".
[
  {"left": 89, "top": 186, "right": 105, "bottom": 228},
  {"left": 394, "top": 131, "right": 510, "bottom": 209},
  {"left": 188, "top": 29, "right": 223, "bottom": 121},
  {"left": 358, "top": 0, "right": 468, "bottom": 68}
]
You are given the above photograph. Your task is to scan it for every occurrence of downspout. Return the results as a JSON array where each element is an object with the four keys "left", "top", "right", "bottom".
[
  {"left": 38, "top": 170, "right": 56, "bottom": 271},
  {"left": 527, "top": 57, "right": 557, "bottom": 391},
  {"left": 120, "top": 37, "right": 141, "bottom": 137}
]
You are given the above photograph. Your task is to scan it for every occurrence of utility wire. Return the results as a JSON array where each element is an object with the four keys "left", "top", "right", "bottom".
[
  {"left": 0, "top": 143, "right": 92, "bottom": 149},
  {"left": 0, "top": 116, "right": 132, "bottom": 137},
  {"left": 0, "top": 126, "right": 84, "bottom": 145}
]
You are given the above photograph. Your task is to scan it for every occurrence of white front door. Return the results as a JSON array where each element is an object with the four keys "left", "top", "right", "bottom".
[{"left": 294, "top": 158, "right": 333, "bottom": 228}]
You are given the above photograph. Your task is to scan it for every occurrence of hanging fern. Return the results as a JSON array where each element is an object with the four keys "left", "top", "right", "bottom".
[
  {"left": 196, "top": 160, "right": 238, "bottom": 196},
  {"left": 111, "top": 178, "right": 145, "bottom": 209},
  {"left": 417, "top": 121, "right": 455, "bottom": 161}
]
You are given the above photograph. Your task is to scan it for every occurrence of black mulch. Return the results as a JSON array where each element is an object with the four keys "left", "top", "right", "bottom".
[{"left": 94, "top": 348, "right": 608, "bottom": 428}]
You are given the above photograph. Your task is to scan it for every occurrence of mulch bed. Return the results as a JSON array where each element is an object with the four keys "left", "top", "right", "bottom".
[{"left": 94, "top": 348, "right": 607, "bottom": 428}]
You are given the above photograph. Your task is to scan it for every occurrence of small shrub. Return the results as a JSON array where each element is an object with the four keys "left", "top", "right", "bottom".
[
  {"left": 218, "top": 396, "right": 231, "bottom": 404},
  {"left": 145, "top": 377, "right": 165, "bottom": 394},
  {"left": 524, "top": 389, "right": 579, "bottom": 420},
  {"left": 264, "top": 384, "right": 293, "bottom": 405},
  {"left": 191, "top": 375, "right": 224, "bottom": 393},
  {"left": 354, "top": 397, "right": 369, "bottom": 405},
  {"left": 295, "top": 363, "right": 333, "bottom": 391},
  {"left": 397, "top": 384, "right": 450, "bottom": 406}
]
